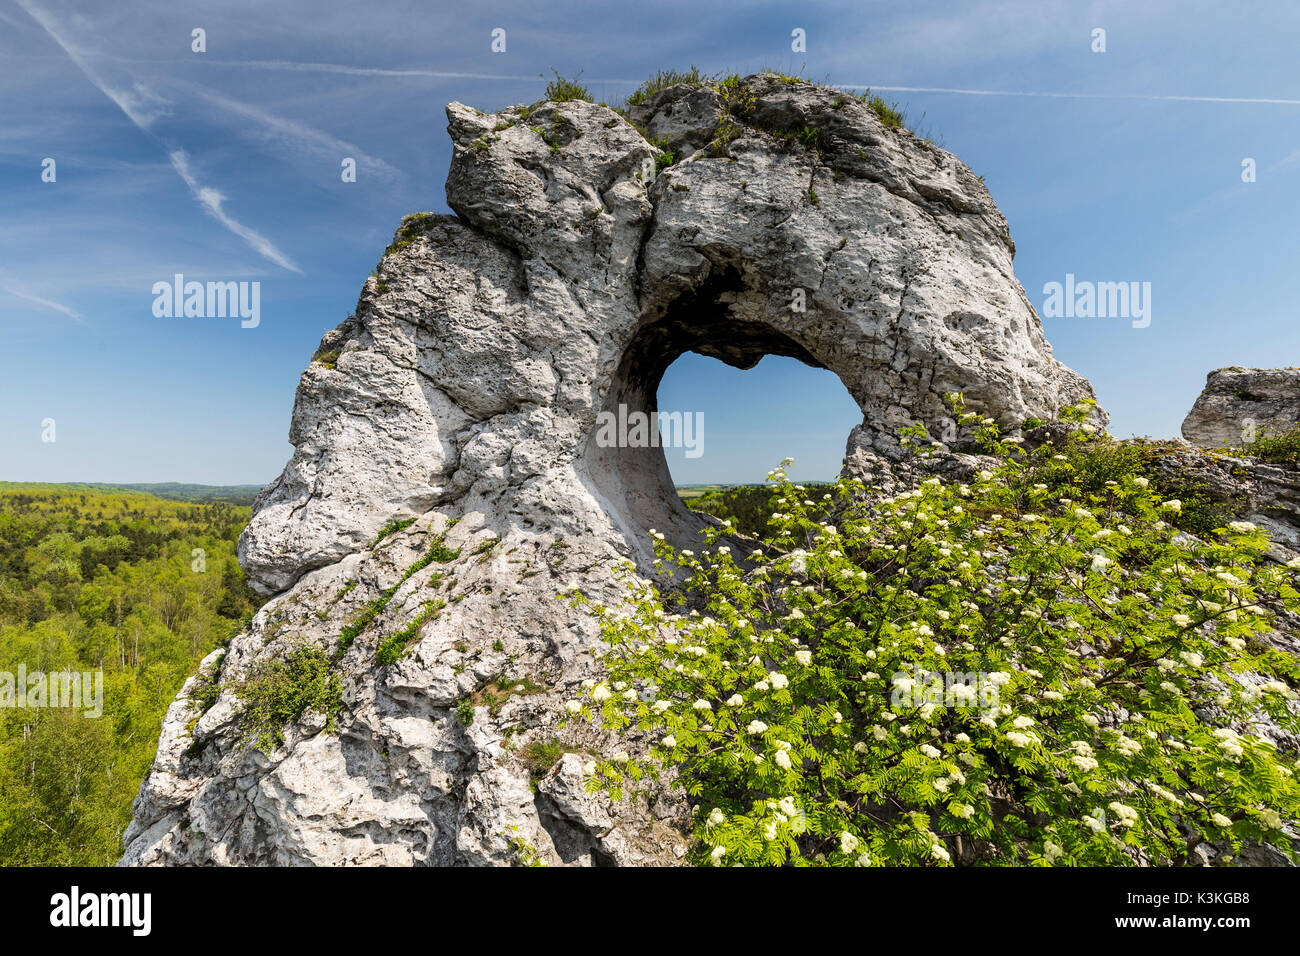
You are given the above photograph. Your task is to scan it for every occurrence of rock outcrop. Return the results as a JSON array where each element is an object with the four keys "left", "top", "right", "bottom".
[
  {"left": 121, "top": 74, "right": 1101, "bottom": 866},
  {"left": 1183, "top": 366, "right": 1300, "bottom": 448},
  {"left": 1147, "top": 446, "right": 1300, "bottom": 562},
  {"left": 1175, "top": 367, "right": 1300, "bottom": 560}
]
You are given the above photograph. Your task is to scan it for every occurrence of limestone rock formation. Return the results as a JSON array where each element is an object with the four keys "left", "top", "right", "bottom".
[
  {"left": 1183, "top": 366, "right": 1300, "bottom": 449},
  {"left": 121, "top": 74, "right": 1101, "bottom": 866},
  {"left": 1147, "top": 446, "right": 1300, "bottom": 562},
  {"left": 1175, "top": 367, "right": 1300, "bottom": 561}
]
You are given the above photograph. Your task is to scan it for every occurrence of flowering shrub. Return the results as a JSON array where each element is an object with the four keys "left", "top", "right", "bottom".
[{"left": 564, "top": 398, "right": 1300, "bottom": 866}]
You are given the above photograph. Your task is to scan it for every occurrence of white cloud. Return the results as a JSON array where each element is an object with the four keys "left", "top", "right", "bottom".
[
  {"left": 0, "top": 279, "right": 84, "bottom": 323},
  {"left": 13, "top": 0, "right": 171, "bottom": 128},
  {"left": 16, "top": 0, "right": 300, "bottom": 273},
  {"left": 180, "top": 81, "right": 402, "bottom": 183},
  {"left": 203, "top": 59, "right": 549, "bottom": 82},
  {"left": 833, "top": 82, "right": 1300, "bottom": 107},
  {"left": 168, "top": 150, "right": 300, "bottom": 273}
]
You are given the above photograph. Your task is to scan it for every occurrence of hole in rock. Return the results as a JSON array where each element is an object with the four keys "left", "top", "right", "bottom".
[
  {"left": 657, "top": 352, "right": 862, "bottom": 525},
  {"left": 584, "top": 279, "right": 864, "bottom": 560}
]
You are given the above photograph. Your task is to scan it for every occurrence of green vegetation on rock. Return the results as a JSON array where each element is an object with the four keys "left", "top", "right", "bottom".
[
  {"left": 565, "top": 398, "right": 1300, "bottom": 867},
  {"left": 233, "top": 641, "right": 342, "bottom": 754},
  {"left": 1244, "top": 424, "right": 1300, "bottom": 466},
  {"left": 543, "top": 69, "right": 590, "bottom": 103}
]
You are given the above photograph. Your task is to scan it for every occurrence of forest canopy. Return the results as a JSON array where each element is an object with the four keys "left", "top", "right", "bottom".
[{"left": 0, "top": 484, "right": 262, "bottom": 865}]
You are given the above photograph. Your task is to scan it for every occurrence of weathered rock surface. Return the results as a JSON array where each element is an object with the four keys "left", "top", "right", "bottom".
[
  {"left": 1174, "top": 367, "right": 1300, "bottom": 562},
  {"left": 1146, "top": 447, "right": 1300, "bottom": 563},
  {"left": 1183, "top": 366, "right": 1300, "bottom": 448},
  {"left": 122, "top": 74, "right": 1102, "bottom": 867}
]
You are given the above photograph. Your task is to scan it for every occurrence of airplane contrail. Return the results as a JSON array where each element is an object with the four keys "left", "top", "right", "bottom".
[
  {"left": 179, "top": 81, "right": 401, "bottom": 183},
  {"left": 836, "top": 83, "right": 1300, "bottom": 106},
  {"left": 15, "top": 0, "right": 301, "bottom": 273},
  {"left": 0, "top": 280, "right": 85, "bottom": 323},
  {"left": 54, "top": 52, "right": 1300, "bottom": 106},
  {"left": 169, "top": 150, "right": 301, "bottom": 273},
  {"left": 204, "top": 59, "right": 560, "bottom": 81},
  {"left": 80, "top": 53, "right": 643, "bottom": 86}
]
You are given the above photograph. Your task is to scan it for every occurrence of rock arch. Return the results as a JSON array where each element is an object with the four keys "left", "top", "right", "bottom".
[
  {"left": 239, "top": 75, "right": 1100, "bottom": 593},
  {"left": 125, "top": 75, "right": 1104, "bottom": 867}
]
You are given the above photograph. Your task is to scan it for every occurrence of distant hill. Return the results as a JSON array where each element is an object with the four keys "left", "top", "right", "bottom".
[
  {"left": 675, "top": 481, "right": 828, "bottom": 499},
  {"left": 0, "top": 481, "right": 265, "bottom": 506},
  {"left": 109, "top": 483, "right": 265, "bottom": 505}
]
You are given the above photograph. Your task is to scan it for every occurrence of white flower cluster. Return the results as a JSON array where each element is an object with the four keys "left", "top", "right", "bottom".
[
  {"left": 1107, "top": 802, "right": 1138, "bottom": 828},
  {"left": 1212, "top": 727, "right": 1244, "bottom": 760}
]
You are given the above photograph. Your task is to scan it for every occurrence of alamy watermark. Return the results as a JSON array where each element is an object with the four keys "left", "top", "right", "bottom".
[
  {"left": 152, "top": 274, "right": 260, "bottom": 328},
  {"left": 595, "top": 403, "right": 704, "bottom": 459},
  {"left": 50, "top": 886, "right": 150, "bottom": 936},
  {"left": 1, "top": 665, "right": 103, "bottom": 717},
  {"left": 1041, "top": 273, "right": 1151, "bottom": 328}
]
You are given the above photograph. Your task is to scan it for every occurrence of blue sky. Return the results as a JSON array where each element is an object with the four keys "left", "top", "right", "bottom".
[{"left": 2, "top": 0, "right": 1298, "bottom": 486}]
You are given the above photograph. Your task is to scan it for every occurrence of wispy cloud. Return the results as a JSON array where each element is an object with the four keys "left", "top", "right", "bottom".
[
  {"left": 203, "top": 59, "right": 550, "bottom": 81},
  {"left": 15, "top": 0, "right": 299, "bottom": 272},
  {"left": 58, "top": 51, "right": 642, "bottom": 86},
  {"left": 13, "top": 0, "right": 171, "bottom": 128},
  {"left": 0, "top": 5, "right": 30, "bottom": 32},
  {"left": 1167, "top": 145, "right": 1300, "bottom": 226},
  {"left": 179, "top": 81, "right": 401, "bottom": 182},
  {"left": 0, "top": 279, "right": 84, "bottom": 323},
  {"left": 135, "top": 57, "right": 641, "bottom": 87},
  {"left": 168, "top": 150, "right": 300, "bottom": 273},
  {"left": 1273, "top": 149, "right": 1300, "bottom": 172}
]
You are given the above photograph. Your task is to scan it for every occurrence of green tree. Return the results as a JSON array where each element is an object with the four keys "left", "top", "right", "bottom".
[{"left": 0, "top": 484, "right": 263, "bottom": 864}]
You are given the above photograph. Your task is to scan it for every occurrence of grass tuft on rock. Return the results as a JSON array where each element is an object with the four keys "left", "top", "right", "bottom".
[
  {"left": 544, "top": 69, "right": 590, "bottom": 103},
  {"left": 234, "top": 641, "right": 342, "bottom": 754}
]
